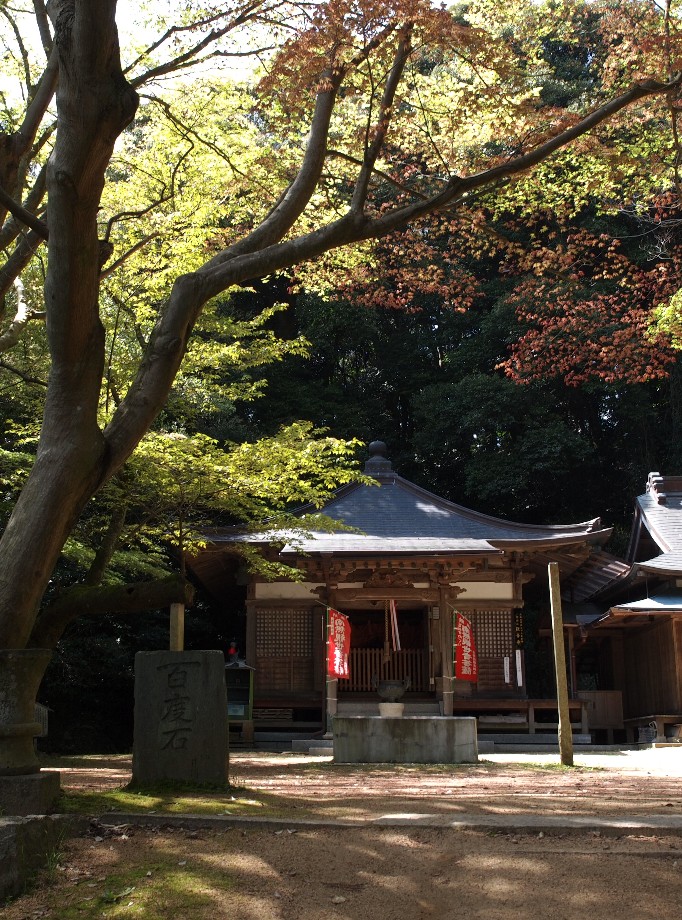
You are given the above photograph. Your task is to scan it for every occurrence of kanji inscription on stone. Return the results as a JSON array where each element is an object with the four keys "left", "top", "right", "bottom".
[{"left": 132, "top": 651, "right": 229, "bottom": 785}]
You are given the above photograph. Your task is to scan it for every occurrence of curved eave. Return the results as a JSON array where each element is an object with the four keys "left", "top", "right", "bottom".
[
  {"left": 635, "top": 553, "right": 682, "bottom": 576},
  {"left": 277, "top": 537, "right": 503, "bottom": 555},
  {"left": 488, "top": 527, "right": 613, "bottom": 552}
]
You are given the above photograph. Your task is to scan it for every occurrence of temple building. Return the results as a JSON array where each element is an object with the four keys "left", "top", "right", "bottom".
[
  {"left": 564, "top": 472, "right": 682, "bottom": 742},
  {"left": 190, "top": 441, "right": 614, "bottom": 737}
]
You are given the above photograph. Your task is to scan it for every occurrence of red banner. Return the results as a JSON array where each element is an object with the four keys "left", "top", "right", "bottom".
[
  {"left": 327, "top": 608, "right": 351, "bottom": 679},
  {"left": 454, "top": 612, "right": 478, "bottom": 682}
]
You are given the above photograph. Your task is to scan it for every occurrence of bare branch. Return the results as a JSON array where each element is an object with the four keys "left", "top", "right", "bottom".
[
  {"left": 351, "top": 27, "right": 413, "bottom": 212},
  {"left": 100, "top": 233, "right": 161, "bottom": 280},
  {"left": 0, "top": 185, "right": 49, "bottom": 238},
  {"left": 145, "top": 94, "right": 253, "bottom": 183},
  {"left": 14, "top": 47, "right": 58, "bottom": 163},
  {"left": 0, "top": 230, "right": 45, "bottom": 301},
  {"left": 327, "top": 148, "right": 429, "bottom": 200},
  {"left": 84, "top": 502, "right": 128, "bottom": 587},
  {"left": 0, "top": 358, "right": 47, "bottom": 387},
  {"left": 103, "top": 143, "right": 193, "bottom": 242},
  {"left": 33, "top": 0, "right": 54, "bottom": 58},
  {"left": 128, "top": 1, "right": 271, "bottom": 89},
  {"left": 0, "top": 162, "right": 48, "bottom": 249},
  {"left": 0, "top": 277, "right": 46, "bottom": 354},
  {"left": 0, "top": 8, "right": 33, "bottom": 91},
  {"left": 124, "top": 2, "right": 265, "bottom": 75}
]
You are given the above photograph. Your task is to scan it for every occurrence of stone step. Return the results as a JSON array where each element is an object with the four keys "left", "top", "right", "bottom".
[
  {"left": 479, "top": 733, "right": 592, "bottom": 745},
  {"left": 292, "top": 738, "right": 333, "bottom": 752},
  {"left": 292, "top": 732, "right": 593, "bottom": 754},
  {"left": 336, "top": 702, "right": 440, "bottom": 715}
]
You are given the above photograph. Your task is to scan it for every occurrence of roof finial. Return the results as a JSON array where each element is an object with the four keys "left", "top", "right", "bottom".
[{"left": 365, "top": 440, "right": 393, "bottom": 477}]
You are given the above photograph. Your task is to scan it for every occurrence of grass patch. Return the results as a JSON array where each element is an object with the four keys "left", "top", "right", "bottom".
[
  {"left": 477, "top": 759, "right": 604, "bottom": 773},
  {"left": 59, "top": 785, "right": 269, "bottom": 817},
  {"left": 35, "top": 860, "right": 236, "bottom": 919}
]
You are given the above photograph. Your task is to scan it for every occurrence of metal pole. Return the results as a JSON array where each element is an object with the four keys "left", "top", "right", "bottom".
[{"left": 548, "top": 562, "right": 573, "bottom": 766}]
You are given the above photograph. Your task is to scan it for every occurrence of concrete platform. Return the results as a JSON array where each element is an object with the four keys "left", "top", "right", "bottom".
[{"left": 333, "top": 715, "right": 478, "bottom": 763}]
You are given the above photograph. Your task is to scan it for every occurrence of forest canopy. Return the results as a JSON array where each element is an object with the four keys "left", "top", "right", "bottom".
[{"left": 0, "top": 0, "right": 681, "bottom": 656}]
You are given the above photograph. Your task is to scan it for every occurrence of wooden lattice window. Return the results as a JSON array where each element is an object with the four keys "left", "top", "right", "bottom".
[
  {"left": 469, "top": 609, "right": 518, "bottom": 695},
  {"left": 471, "top": 609, "right": 514, "bottom": 657},
  {"left": 255, "top": 608, "right": 315, "bottom": 696},
  {"left": 256, "top": 608, "right": 313, "bottom": 658}
]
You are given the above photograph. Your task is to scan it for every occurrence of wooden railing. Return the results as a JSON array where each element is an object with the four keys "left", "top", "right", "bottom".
[{"left": 347, "top": 648, "right": 428, "bottom": 692}]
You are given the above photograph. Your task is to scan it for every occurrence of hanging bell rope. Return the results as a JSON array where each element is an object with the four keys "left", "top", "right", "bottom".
[{"left": 382, "top": 598, "right": 391, "bottom": 665}]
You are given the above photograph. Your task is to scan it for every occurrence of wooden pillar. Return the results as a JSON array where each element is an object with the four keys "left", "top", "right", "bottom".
[
  {"left": 245, "top": 590, "right": 257, "bottom": 666},
  {"left": 429, "top": 602, "right": 442, "bottom": 692},
  {"left": 169, "top": 602, "right": 184, "bottom": 651},
  {"left": 548, "top": 562, "right": 573, "bottom": 766},
  {"left": 440, "top": 585, "right": 454, "bottom": 715},
  {"left": 325, "top": 587, "right": 338, "bottom": 736},
  {"left": 568, "top": 629, "right": 577, "bottom": 698}
]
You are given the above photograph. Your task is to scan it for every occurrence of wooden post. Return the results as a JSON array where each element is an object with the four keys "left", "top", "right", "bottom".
[
  {"left": 170, "top": 602, "right": 185, "bottom": 651},
  {"left": 548, "top": 562, "right": 573, "bottom": 766},
  {"left": 324, "top": 606, "right": 338, "bottom": 737},
  {"left": 441, "top": 591, "right": 454, "bottom": 715}
]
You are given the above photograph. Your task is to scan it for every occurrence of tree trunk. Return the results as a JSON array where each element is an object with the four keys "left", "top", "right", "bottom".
[{"left": 0, "top": 2, "right": 137, "bottom": 649}]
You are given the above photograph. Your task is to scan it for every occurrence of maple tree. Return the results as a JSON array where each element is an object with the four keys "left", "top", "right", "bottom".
[
  {"left": 0, "top": 0, "right": 681, "bottom": 668},
  {"left": 499, "top": 206, "right": 682, "bottom": 386}
]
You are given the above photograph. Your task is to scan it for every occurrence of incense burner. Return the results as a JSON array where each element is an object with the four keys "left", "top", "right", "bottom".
[{"left": 372, "top": 676, "right": 411, "bottom": 702}]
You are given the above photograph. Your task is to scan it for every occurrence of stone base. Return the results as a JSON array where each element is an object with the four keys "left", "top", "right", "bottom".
[
  {"left": 333, "top": 715, "right": 478, "bottom": 764},
  {"left": 378, "top": 702, "right": 404, "bottom": 718},
  {"left": 0, "top": 770, "right": 61, "bottom": 817},
  {"left": 0, "top": 814, "right": 85, "bottom": 900}
]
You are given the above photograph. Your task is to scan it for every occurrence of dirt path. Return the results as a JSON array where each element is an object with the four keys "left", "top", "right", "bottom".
[
  {"left": 6, "top": 822, "right": 682, "bottom": 920},
  {"left": 54, "top": 748, "right": 682, "bottom": 818},
  {"left": 6, "top": 749, "right": 680, "bottom": 920}
]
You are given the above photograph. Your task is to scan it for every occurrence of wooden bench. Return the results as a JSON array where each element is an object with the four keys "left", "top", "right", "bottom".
[
  {"left": 451, "top": 698, "right": 588, "bottom": 734},
  {"left": 623, "top": 714, "right": 682, "bottom": 743}
]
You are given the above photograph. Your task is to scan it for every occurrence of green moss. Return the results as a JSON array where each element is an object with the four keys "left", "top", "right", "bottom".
[{"left": 44, "top": 862, "right": 235, "bottom": 919}]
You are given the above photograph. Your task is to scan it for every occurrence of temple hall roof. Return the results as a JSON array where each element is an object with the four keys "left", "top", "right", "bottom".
[{"left": 213, "top": 441, "right": 611, "bottom": 557}]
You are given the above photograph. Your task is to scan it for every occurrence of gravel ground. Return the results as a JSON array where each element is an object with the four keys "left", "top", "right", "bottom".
[{"left": 7, "top": 747, "right": 680, "bottom": 920}]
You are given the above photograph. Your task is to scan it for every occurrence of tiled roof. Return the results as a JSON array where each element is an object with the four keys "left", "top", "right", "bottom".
[
  {"left": 561, "top": 550, "right": 632, "bottom": 602},
  {"left": 212, "top": 460, "right": 611, "bottom": 556},
  {"left": 611, "top": 594, "right": 682, "bottom": 613},
  {"left": 631, "top": 472, "right": 682, "bottom": 575},
  {"left": 297, "top": 475, "right": 608, "bottom": 549},
  {"left": 590, "top": 593, "right": 682, "bottom": 629},
  {"left": 207, "top": 442, "right": 611, "bottom": 557}
]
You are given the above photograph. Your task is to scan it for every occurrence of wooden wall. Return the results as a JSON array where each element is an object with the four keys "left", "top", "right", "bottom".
[
  {"left": 253, "top": 606, "right": 324, "bottom": 700},
  {"left": 623, "top": 618, "right": 682, "bottom": 717}
]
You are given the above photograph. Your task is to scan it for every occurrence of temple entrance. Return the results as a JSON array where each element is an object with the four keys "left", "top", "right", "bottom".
[{"left": 341, "top": 606, "right": 431, "bottom": 694}]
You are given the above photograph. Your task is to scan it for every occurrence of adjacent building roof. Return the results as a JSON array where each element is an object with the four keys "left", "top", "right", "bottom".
[
  {"left": 590, "top": 593, "right": 682, "bottom": 630},
  {"left": 627, "top": 472, "right": 682, "bottom": 576},
  {"left": 561, "top": 550, "right": 632, "bottom": 603}
]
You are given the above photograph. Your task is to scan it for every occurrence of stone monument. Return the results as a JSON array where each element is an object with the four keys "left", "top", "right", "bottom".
[{"left": 132, "top": 650, "right": 229, "bottom": 786}]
